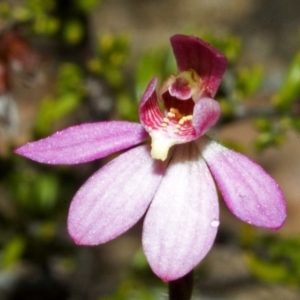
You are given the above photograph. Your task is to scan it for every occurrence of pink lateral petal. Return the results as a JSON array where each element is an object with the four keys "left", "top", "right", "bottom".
[
  {"left": 139, "top": 77, "right": 164, "bottom": 129},
  {"left": 68, "top": 145, "right": 168, "bottom": 245},
  {"left": 15, "top": 121, "right": 148, "bottom": 164},
  {"left": 143, "top": 143, "right": 219, "bottom": 281},
  {"left": 170, "top": 35, "right": 227, "bottom": 97},
  {"left": 200, "top": 139, "right": 286, "bottom": 229},
  {"left": 192, "top": 97, "right": 221, "bottom": 137}
]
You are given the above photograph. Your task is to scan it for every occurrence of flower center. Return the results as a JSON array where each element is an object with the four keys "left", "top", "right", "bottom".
[{"left": 148, "top": 69, "right": 204, "bottom": 161}]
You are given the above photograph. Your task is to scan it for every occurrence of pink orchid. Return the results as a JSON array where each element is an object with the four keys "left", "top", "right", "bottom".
[{"left": 15, "top": 35, "right": 286, "bottom": 282}]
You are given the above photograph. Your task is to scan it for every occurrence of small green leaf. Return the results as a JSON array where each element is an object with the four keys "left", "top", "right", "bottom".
[
  {"left": 33, "top": 15, "right": 60, "bottom": 35},
  {"left": 254, "top": 118, "right": 272, "bottom": 132},
  {"left": 75, "top": 0, "right": 100, "bottom": 12},
  {"left": 1, "top": 236, "right": 26, "bottom": 269},
  {"left": 273, "top": 51, "right": 300, "bottom": 111},
  {"left": 63, "top": 20, "right": 84, "bottom": 44},
  {"left": 236, "top": 65, "right": 264, "bottom": 97},
  {"left": 245, "top": 252, "right": 288, "bottom": 283},
  {"left": 116, "top": 92, "right": 138, "bottom": 121}
]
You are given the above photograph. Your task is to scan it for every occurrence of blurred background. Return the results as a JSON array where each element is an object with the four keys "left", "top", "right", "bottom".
[{"left": 1, "top": 0, "right": 300, "bottom": 299}]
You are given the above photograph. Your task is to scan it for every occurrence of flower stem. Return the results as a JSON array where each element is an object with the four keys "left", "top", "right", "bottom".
[{"left": 168, "top": 270, "right": 194, "bottom": 300}]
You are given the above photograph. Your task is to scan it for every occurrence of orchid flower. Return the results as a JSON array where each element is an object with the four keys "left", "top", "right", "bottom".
[{"left": 15, "top": 35, "right": 286, "bottom": 282}]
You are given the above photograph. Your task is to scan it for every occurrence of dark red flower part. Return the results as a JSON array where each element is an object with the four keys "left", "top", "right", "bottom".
[{"left": 171, "top": 34, "right": 227, "bottom": 98}]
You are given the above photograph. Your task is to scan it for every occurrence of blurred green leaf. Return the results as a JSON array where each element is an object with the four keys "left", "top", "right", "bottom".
[
  {"left": 245, "top": 251, "right": 288, "bottom": 283},
  {"left": 219, "top": 97, "right": 234, "bottom": 117},
  {"left": 12, "top": 6, "right": 32, "bottom": 21},
  {"left": 254, "top": 130, "right": 285, "bottom": 151},
  {"left": 116, "top": 92, "right": 138, "bottom": 122},
  {"left": 1, "top": 236, "right": 26, "bottom": 269},
  {"left": 135, "top": 47, "right": 176, "bottom": 100},
  {"left": 135, "top": 49, "right": 166, "bottom": 99},
  {"left": 102, "top": 280, "right": 160, "bottom": 300},
  {"left": 0, "top": 2, "right": 11, "bottom": 19},
  {"left": 35, "top": 174, "right": 59, "bottom": 211},
  {"left": 273, "top": 50, "right": 300, "bottom": 111},
  {"left": 75, "top": 0, "right": 100, "bottom": 12},
  {"left": 131, "top": 247, "right": 149, "bottom": 272},
  {"left": 33, "top": 15, "right": 60, "bottom": 35},
  {"left": 56, "top": 63, "right": 85, "bottom": 95},
  {"left": 254, "top": 118, "right": 272, "bottom": 132},
  {"left": 35, "top": 94, "right": 81, "bottom": 135},
  {"left": 34, "top": 221, "right": 57, "bottom": 240},
  {"left": 236, "top": 65, "right": 264, "bottom": 98},
  {"left": 26, "top": 0, "right": 55, "bottom": 14},
  {"left": 291, "top": 116, "right": 300, "bottom": 131},
  {"left": 35, "top": 63, "right": 85, "bottom": 135},
  {"left": 247, "top": 235, "right": 300, "bottom": 285},
  {"left": 89, "top": 33, "right": 130, "bottom": 88},
  {"left": 11, "top": 169, "right": 60, "bottom": 214},
  {"left": 62, "top": 19, "right": 84, "bottom": 44}
]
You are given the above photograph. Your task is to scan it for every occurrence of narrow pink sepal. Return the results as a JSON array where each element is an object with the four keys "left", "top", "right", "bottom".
[
  {"left": 170, "top": 35, "right": 227, "bottom": 97},
  {"left": 68, "top": 145, "right": 167, "bottom": 245},
  {"left": 15, "top": 121, "right": 148, "bottom": 164},
  {"left": 192, "top": 97, "right": 221, "bottom": 136},
  {"left": 143, "top": 143, "right": 219, "bottom": 281},
  {"left": 200, "top": 139, "right": 286, "bottom": 229}
]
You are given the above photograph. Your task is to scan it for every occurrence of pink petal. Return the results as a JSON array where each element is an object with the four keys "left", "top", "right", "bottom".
[
  {"left": 143, "top": 143, "right": 219, "bottom": 281},
  {"left": 170, "top": 35, "right": 227, "bottom": 97},
  {"left": 68, "top": 145, "right": 168, "bottom": 245},
  {"left": 200, "top": 139, "right": 286, "bottom": 229},
  {"left": 139, "top": 77, "right": 164, "bottom": 130},
  {"left": 15, "top": 121, "right": 148, "bottom": 164},
  {"left": 192, "top": 97, "right": 221, "bottom": 136}
]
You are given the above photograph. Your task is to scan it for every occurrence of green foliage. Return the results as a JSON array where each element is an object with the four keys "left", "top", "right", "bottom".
[
  {"left": 75, "top": 0, "right": 100, "bottom": 12},
  {"left": 26, "top": 0, "right": 55, "bottom": 14},
  {"left": 88, "top": 33, "right": 130, "bottom": 87},
  {"left": 135, "top": 47, "right": 176, "bottom": 100},
  {"left": 0, "top": 2, "right": 10, "bottom": 19},
  {"left": 33, "top": 15, "right": 60, "bottom": 35},
  {"left": 253, "top": 47, "right": 300, "bottom": 150},
  {"left": 246, "top": 251, "right": 289, "bottom": 283},
  {"left": 62, "top": 19, "right": 85, "bottom": 44},
  {"left": 35, "top": 63, "right": 85, "bottom": 135},
  {"left": 273, "top": 51, "right": 300, "bottom": 112},
  {"left": 11, "top": 0, "right": 57, "bottom": 32},
  {"left": 1, "top": 236, "right": 26, "bottom": 269},
  {"left": 235, "top": 65, "right": 264, "bottom": 98},
  {"left": 254, "top": 118, "right": 286, "bottom": 151},
  {"left": 2, "top": 0, "right": 101, "bottom": 42},
  {"left": 246, "top": 235, "right": 300, "bottom": 285},
  {"left": 87, "top": 33, "right": 139, "bottom": 121},
  {"left": 116, "top": 92, "right": 139, "bottom": 121},
  {"left": 10, "top": 167, "right": 60, "bottom": 215},
  {"left": 102, "top": 280, "right": 160, "bottom": 300}
]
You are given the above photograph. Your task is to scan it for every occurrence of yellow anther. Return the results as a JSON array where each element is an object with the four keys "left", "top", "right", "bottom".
[
  {"left": 163, "top": 117, "right": 170, "bottom": 123},
  {"left": 169, "top": 107, "right": 183, "bottom": 119},
  {"left": 167, "top": 111, "right": 175, "bottom": 118},
  {"left": 178, "top": 115, "right": 193, "bottom": 125},
  {"left": 161, "top": 123, "right": 167, "bottom": 127},
  {"left": 178, "top": 118, "right": 185, "bottom": 125},
  {"left": 176, "top": 124, "right": 181, "bottom": 129},
  {"left": 170, "top": 108, "right": 179, "bottom": 114},
  {"left": 174, "top": 129, "right": 179, "bottom": 134}
]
